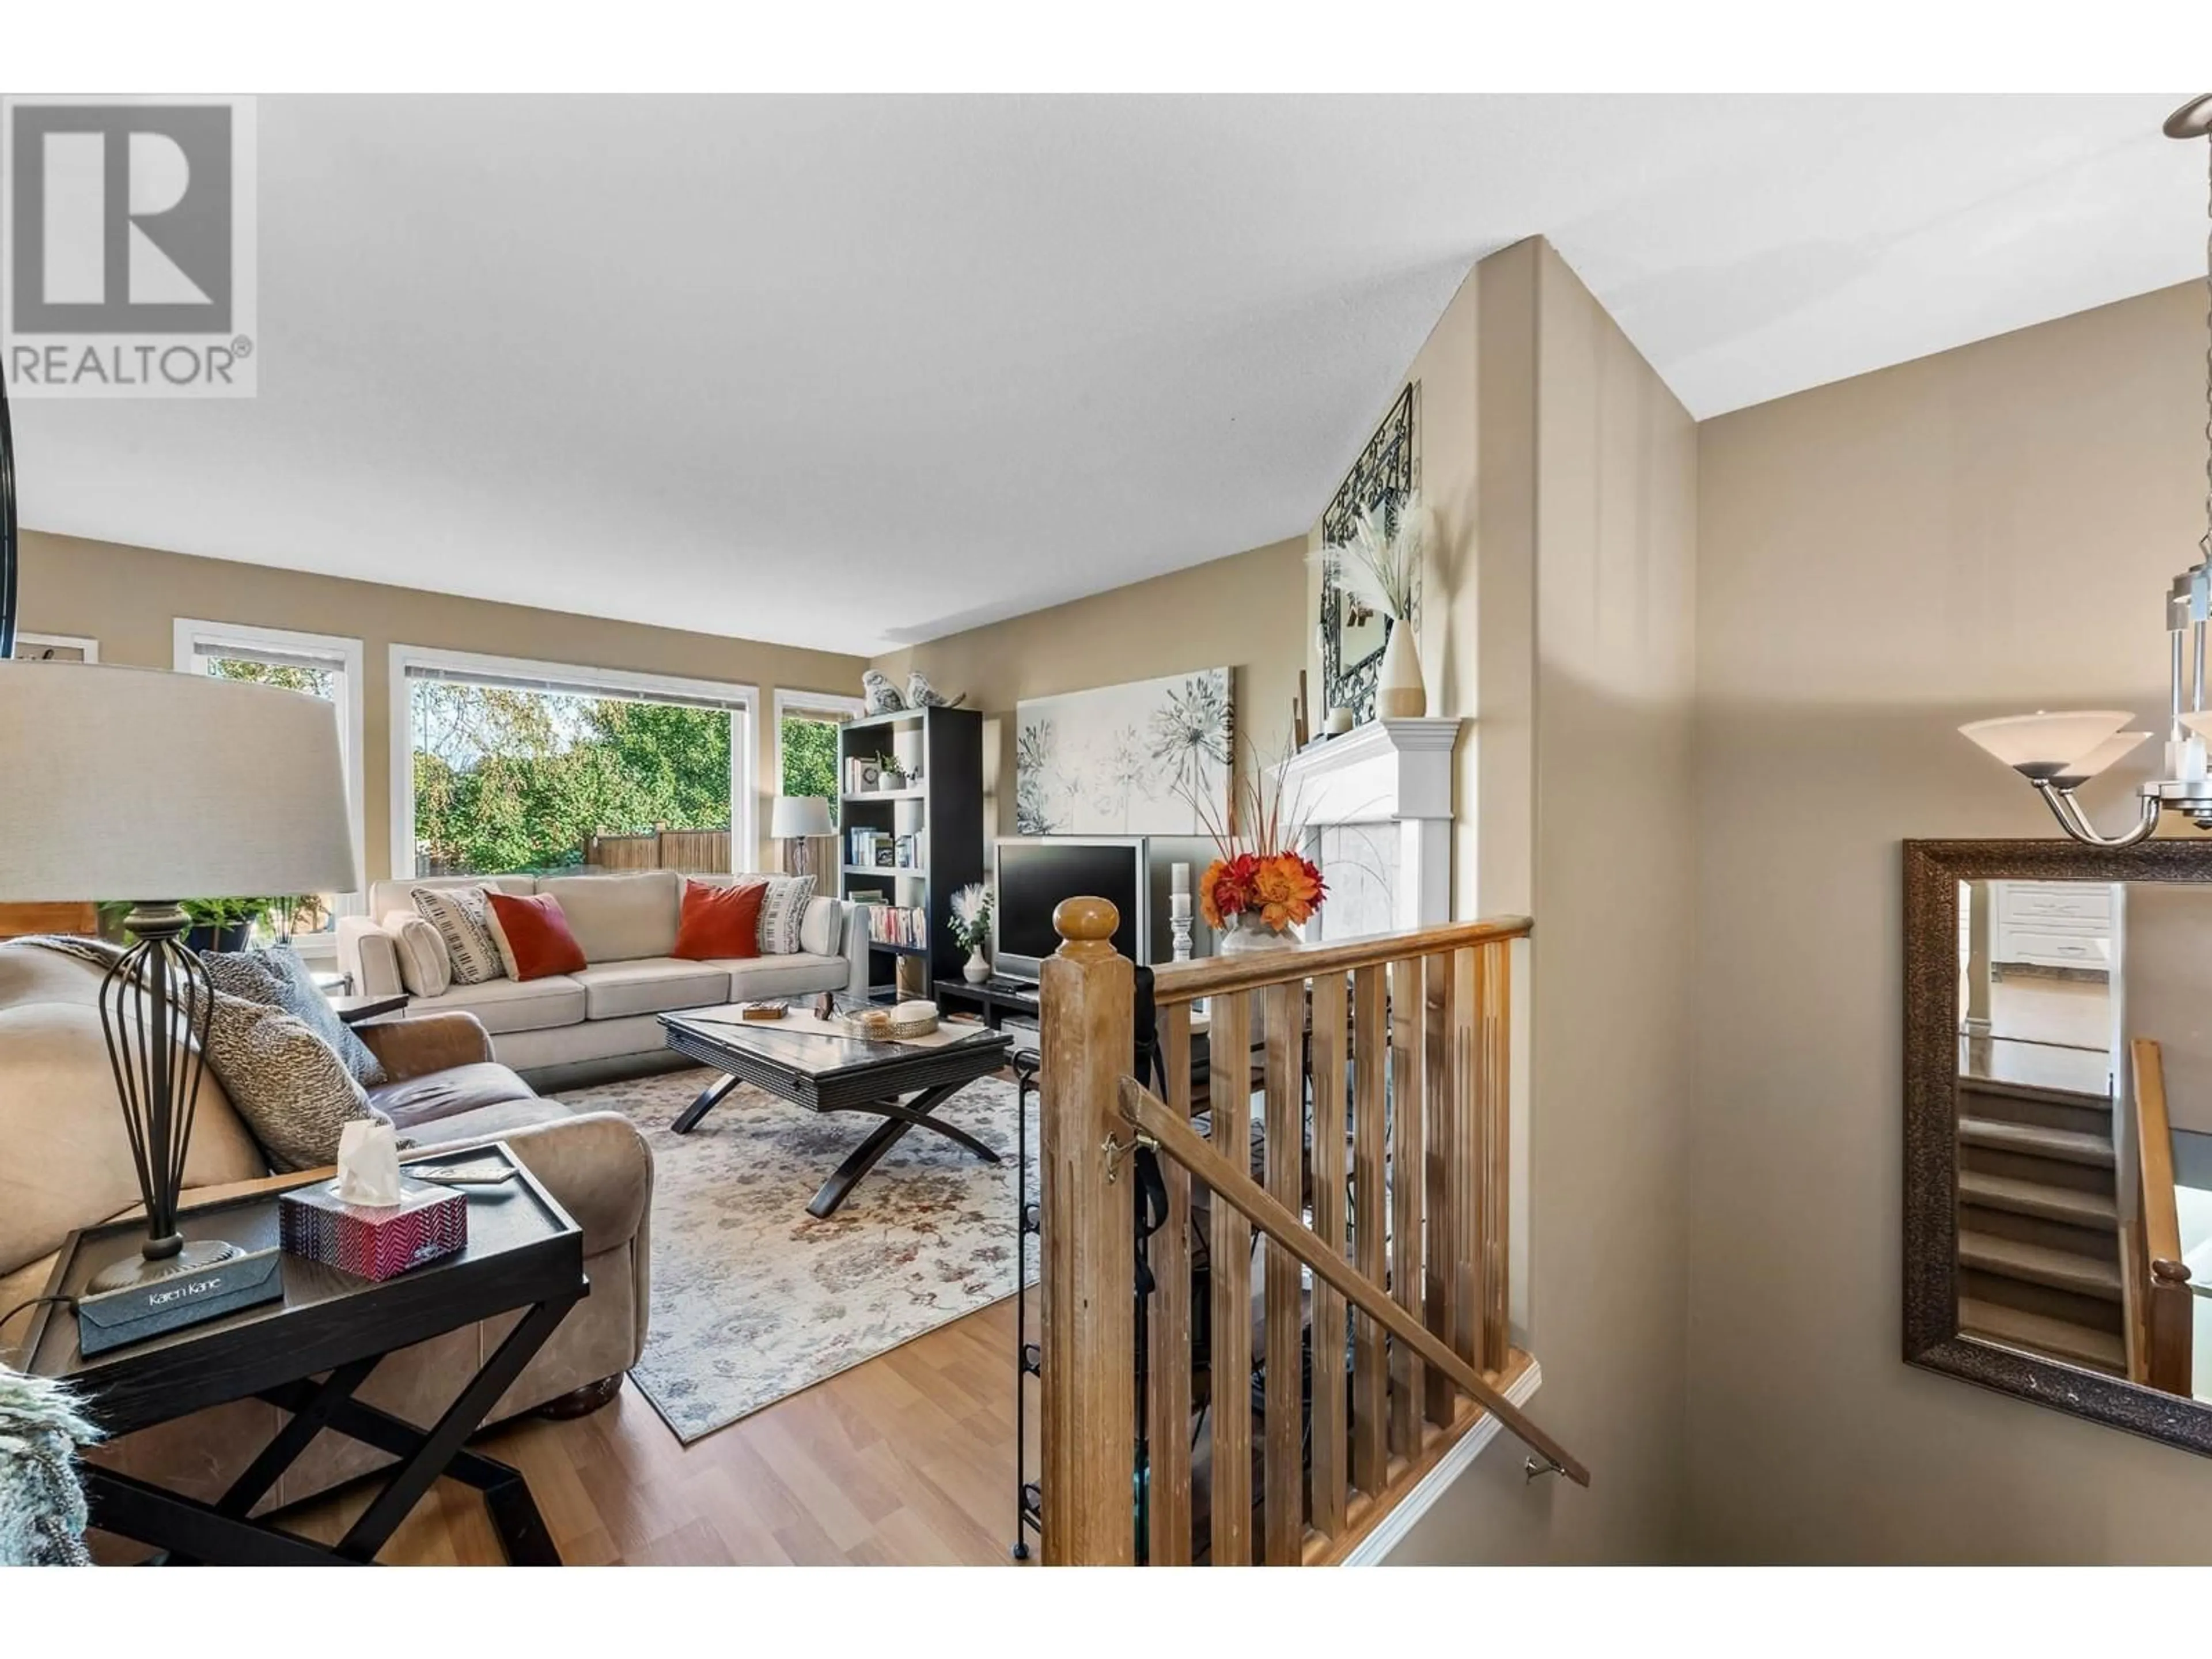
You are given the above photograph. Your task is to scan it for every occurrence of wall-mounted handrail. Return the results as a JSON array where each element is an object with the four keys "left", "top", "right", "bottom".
[{"left": 2129, "top": 1037, "right": 2192, "bottom": 1396}]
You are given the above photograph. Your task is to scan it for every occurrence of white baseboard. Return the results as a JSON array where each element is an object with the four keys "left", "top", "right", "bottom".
[{"left": 1340, "top": 1359, "right": 1546, "bottom": 1566}]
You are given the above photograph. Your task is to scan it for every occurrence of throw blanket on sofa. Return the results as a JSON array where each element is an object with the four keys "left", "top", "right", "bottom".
[
  {"left": 0, "top": 1366, "right": 97, "bottom": 1566},
  {"left": 5, "top": 936, "right": 395, "bottom": 1171}
]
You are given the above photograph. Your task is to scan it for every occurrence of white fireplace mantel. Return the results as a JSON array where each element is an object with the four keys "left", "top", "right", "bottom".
[{"left": 1283, "top": 716, "right": 1464, "bottom": 937}]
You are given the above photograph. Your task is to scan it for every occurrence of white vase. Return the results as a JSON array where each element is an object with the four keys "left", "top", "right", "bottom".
[
  {"left": 964, "top": 947, "right": 991, "bottom": 983},
  {"left": 1377, "top": 617, "right": 1426, "bottom": 718},
  {"left": 1219, "top": 915, "right": 1300, "bottom": 955}
]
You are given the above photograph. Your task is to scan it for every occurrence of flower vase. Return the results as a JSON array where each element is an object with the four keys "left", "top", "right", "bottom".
[
  {"left": 1219, "top": 914, "right": 1300, "bottom": 956},
  {"left": 1377, "top": 616, "right": 1426, "bottom": 718},
  {"left": 964, "top": 947, "right": 992, "bottom": 983}
]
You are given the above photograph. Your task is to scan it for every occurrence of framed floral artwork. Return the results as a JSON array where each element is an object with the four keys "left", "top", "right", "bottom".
[{"left": 1015, "top": 668, "right": 1232, "bottom": 836}]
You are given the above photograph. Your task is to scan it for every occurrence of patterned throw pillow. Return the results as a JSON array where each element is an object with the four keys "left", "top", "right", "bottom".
[
  {"left": 410, "top": 885, "right": 506, "bottom": 986},
  {"left": 391, "top": 914, "right": 452, "bottom": 998},
  {"left": 195, "top": 986, "right": 394, "bottom": 1173},
  {"left": 202, "top": 945, "right": 386, "bottom": 1088},
  {"left": 756, "top": 874, "right": 817, "bottom": 957}
]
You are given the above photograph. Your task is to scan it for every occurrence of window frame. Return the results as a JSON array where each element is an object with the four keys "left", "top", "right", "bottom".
[
  {"left": 773, "top": 687, "right": 865, "bottom": 808},
  {"left": 388, "top": 643, "right": 759, "bottom": 881},
  {"left": 172, "top": 619, "right": 369, "bottom": 956}
]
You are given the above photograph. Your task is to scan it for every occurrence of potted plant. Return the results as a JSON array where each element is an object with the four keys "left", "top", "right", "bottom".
[
  {"left": 949, "top": 882, "right": 994, "bottom": 982},
  {"left": 1326, "top": 491, "right": 1431, "bottom": 718},
  {"left": 1186, "top": 748, "right": 1326, "bottom": 954}
]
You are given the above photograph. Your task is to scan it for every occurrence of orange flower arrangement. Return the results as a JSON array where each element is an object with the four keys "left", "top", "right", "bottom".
[
  {"left": 1185, "top": 743, "right": 1326, "bottom": 939},
  {"left": 1200, "top": 850, "right": 1324, "bottom": 931}
]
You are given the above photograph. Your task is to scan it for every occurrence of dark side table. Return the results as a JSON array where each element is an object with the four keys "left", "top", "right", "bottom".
[{"left": 22, "top": 1140, "right": 584, "bottom": 1566}]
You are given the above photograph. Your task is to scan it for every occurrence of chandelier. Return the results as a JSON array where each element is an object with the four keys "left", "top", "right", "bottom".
[{"left": 1960, "top": 95, "right": 2212, "bottom": 846}]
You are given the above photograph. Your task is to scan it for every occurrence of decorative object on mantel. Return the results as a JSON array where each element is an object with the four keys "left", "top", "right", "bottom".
[
  {"left": 1014, "top": 667, "right": 1232, "bottom": 836},
  {"left": 1319, "top": 381, "right": 1416, "bottom": 725},
  {"left": 1168, "top": 861, "right": 1195, "bottom": 963},
  {"left": 905, "top": 669, "right": 965, "bottom": 709},
  {"left": 1292, "top": 666, "right": 1310, "bottom": 749},
  {"left": 1325, "top": 489, "right": 1433, "bottom": 720},
  {"left": 861, "top": 668, "right": 906, "bottom": 714},
  {"left": 949, "top": 880, "right": 995, "bottom": 982},
  {"left": 0, "top": 663, "right": 360, "bottom": 1328},
  {"left": 1323, "top": 705, "right": 1354, "bottom": 737},
  {"left": 1957, "top": 94, "right": 2212, "bottom": 845},
  {"left": 1185, "top": 744, "right": 1325, "bottom": 954}
]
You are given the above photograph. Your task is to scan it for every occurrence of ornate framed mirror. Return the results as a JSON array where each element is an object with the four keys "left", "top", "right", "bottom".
[
  {"left": 1317, "top": 382, "right": 1415, "bottom": 728},
  {"left": 1904, "top": 839, "right": 2212, "bottom": 1455}
]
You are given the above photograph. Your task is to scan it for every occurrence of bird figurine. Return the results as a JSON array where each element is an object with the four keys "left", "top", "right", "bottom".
[
  {"left": 906, "top": 671, "right": 965, "bottom": 710},
  {"left": 861, "top": 669, "right": 906, "bottom": 715}
]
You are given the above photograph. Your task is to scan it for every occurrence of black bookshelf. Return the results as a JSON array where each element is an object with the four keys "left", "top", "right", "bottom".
[{"left": 837, "top": 705, "right": 984, "bottom": 1001}]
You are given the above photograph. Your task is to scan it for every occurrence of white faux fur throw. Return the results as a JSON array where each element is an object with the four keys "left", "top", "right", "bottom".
[{"left": 0, "top": 1366, "right": 98, "bottom": 1566}]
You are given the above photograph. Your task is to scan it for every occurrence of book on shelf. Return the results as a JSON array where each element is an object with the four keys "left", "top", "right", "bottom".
[{"left": 859, "top": 902, "right": 929, "bottom": 949}]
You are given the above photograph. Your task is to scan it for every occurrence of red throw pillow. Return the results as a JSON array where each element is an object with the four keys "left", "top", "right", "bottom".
[
  {"left": 483, "top": 891, "right": 588, "bottom": 980},
  {"left": 673, "top": 878, "right": 767, "bottom": 961}
]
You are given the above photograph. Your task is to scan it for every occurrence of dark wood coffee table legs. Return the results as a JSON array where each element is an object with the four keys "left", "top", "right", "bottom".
[
  {"left": 671, "top": 1070, "right": 741, "bottom": 1134},
  {"left": 806, "top": 1078, "right": 1003, "bottom": 1218}
]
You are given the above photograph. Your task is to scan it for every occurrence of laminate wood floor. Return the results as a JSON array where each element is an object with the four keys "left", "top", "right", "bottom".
[{"left": 284, "top": 1292, "right": 1037, "bottom": 1566}]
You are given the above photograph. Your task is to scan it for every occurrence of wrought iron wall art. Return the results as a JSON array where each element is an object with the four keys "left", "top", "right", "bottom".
[{"left": 1319, "top": 382, "right": 1416, "bottom": 726}]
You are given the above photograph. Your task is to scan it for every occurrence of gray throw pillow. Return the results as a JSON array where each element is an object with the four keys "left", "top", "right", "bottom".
[
  {"left": 202, "top": 944, "right": 386, "bottom": 1088},
  {"left": 196, "top": 987, "right": 393, "bottom": 1173}
]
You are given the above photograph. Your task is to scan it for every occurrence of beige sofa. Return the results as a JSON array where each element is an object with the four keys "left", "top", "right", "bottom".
[
  {"left": 338, "top": 870, "right": 868, "bottom": 1081},
  {"left": 0, "top": 943, "right": 652, "bottom": 1513}
]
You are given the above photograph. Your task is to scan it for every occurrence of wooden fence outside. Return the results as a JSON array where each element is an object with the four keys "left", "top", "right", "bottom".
[{"left": 583, "top": 827, "right": 732, "bottom": 872}]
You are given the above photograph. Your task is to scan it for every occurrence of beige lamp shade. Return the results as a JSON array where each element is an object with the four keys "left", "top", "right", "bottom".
[
  {"left": 771, "top": 794, "right": 835, "bottom": 840},
  {"left": 1958, "top": 711, "right": 2134, "bottom": 779},
  {"left": 0, "top": 661, "right": 361, "bottom": 902}
]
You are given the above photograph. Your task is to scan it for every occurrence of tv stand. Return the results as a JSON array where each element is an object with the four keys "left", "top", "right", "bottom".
[{"left": 933, "top": 976, "right": 1040, "bottom": 1031}]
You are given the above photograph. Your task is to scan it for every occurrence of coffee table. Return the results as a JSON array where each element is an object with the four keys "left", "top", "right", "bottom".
[{"left": 660, "top": 1004, "right": 1013, "bottom": 1217}]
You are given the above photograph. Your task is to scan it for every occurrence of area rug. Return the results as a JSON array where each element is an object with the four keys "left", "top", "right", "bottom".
[{"left": 555, "top": 1065, "right": 1036, "bottom": 1444}]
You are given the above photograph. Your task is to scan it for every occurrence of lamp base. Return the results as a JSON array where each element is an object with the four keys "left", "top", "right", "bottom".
[
  {"left": 76, "top": 1240, "right": 284, "bottom": 1357},
  {"left": 88, "top": 1235, "right": 243, "bottom": 1296}
]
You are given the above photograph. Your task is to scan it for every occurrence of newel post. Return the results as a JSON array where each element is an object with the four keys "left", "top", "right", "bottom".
[{"left": 1037, "top": 895, "right": 1137, "bottom": 1565}]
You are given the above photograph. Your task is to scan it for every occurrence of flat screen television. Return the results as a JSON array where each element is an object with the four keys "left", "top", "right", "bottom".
[{"left": 992, "top": 836, "right": 1148, "bottom": 980}]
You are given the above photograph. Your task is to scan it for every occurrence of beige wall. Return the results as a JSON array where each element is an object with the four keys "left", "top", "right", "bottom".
[
  {"left": 2122, "top": 886, "right": 2212, "bottom": 1137},
  {"left": 869, "top": 535, "right": 1309, "bottom": 839},
  {"left": 1388, "top": 239, "right": 1699, "bottom": 1564},
  {"left": 1692, "top": 281, "right": 2212, "bottom": 1562},
  {"left": 17, "top": 531, "right": 867, "bottom": 880}
]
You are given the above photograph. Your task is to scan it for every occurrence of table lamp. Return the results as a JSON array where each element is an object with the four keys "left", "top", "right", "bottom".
[
  {"left": 0, "top": 662, "right": 361, "bottom": 1301},
  {"left": 771, "top": 794, "right": 834, "bottom": 877}
]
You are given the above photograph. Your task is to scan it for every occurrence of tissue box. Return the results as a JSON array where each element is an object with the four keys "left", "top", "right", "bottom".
[{"left": 279, "top": 1178, "right": 467, "bottom": 1281}]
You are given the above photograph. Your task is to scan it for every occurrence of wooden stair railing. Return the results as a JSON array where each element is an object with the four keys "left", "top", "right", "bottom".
[
  {"left": 2128, "top": 1038, "right": 2192, "bottom": 1397},
  {"left": 1037, "top": 898, "right": 1579, "bottom": 1566},
  {"left": 1116, "top": 1075, "right": 1589, "bottom": 1488}
]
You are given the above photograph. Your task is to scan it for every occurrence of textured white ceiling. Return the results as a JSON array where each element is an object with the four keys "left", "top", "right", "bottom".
[{"left": 14, "top": 94, "right": 2205, "bottom": 654}]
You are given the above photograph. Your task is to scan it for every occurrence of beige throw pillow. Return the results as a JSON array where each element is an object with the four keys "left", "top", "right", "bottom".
[
  {"left": 391, "top": 914, "right": 453, "bottom": 998},
  {"left": 410, "top": 885, "right": 505, "bottom": 986}
]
